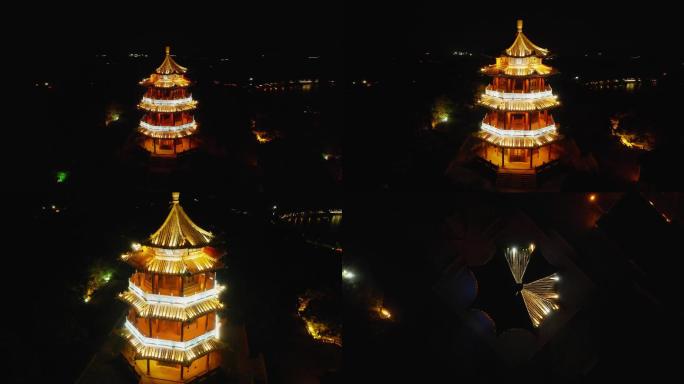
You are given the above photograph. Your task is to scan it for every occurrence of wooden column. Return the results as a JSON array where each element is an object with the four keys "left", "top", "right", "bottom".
[
  {"left": 501, "top": 148, "right": 504, "bottom": 167},
  {"left": 180, "top": 365, "right": 184, "bottom": 380},
  {"left": 207, "top": 353, "right": 210, "bottom": 370},
  {"left": 530, "top": 148, "right": 533, "bottom": 168},
  {"left": 149, "top": 318, "right": 153, "bottom": 337},
  {"left": 147, "top": 359, "right": 150, "bottom": 375},
  {"left": 181, "top": 321, "right": 184, "bottom": 341},
  {"left": 180, "top": 276, "right": 185, "bottom": 296}
]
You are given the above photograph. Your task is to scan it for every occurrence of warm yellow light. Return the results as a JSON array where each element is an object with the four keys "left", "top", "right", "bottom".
[
  {"left": 253, "top": 130, "right": 272, "bottom": 143},
  {"left": 379, "top": 308, "right": 392, "bottom": 319},
  {"left": 521, "top": 273, "right": 561, "bottom": 327},
  {"left": 131, "top": 242, "right": 141, "bottom": 251},
  {"left": 588, "top": 194, "right": 596, "bottom": 202}
]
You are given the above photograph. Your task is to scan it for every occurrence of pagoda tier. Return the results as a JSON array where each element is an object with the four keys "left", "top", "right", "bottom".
[
  {"left": 120, "top": 193, "right": 223, "bottom": 382},
  {"left": 137, "top": 47, "right": 200, "bottom": 157},
  {"left": 474, "top": 20, "right": 563, "bottom": 183}
]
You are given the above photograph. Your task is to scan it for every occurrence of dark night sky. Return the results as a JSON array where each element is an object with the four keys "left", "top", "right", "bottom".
[
  {"left": 15, "top": 3, "right": 682, "bottom": 66},
  {"left": 19, "top": 4, "right": 344, "bottom": 59},
  {"left": 352, "top": 3, "right": 682, "bottom": 58}
]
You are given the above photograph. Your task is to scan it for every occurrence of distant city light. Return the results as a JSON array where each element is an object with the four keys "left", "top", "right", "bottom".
[
  {"left": 379, "top": 307, "right": 392, "bottom": 319},
  {"left": 342, "top": 269, "right": 355, "bottom": 281},
  {"left": 253, "top": 130, "right": 273, "bottom": 143},
  {"left": 589, "top": 194, "right": 597, "bottom": 202},
  {"left": 131, "top": 242, "right": 141, "bottom": 251}
]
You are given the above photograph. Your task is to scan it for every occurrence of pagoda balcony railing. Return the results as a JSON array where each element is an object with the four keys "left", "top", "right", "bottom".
[
  {"left": 141, "top": 96, "right": 195, "bottom": 106},
  {"left": 484, "top": 87, "right": 553, "bottom": 100},
  {"left": 481, "top": 121, "right": 557, "bottom": 137},
  {"left": 128, "top": 280, "right": 223, "bottom": 305},
  {"left": 139, "top": 120, "right": 197, "bottom": 132},
  {"left": 125, "top": 318, "right": 219, "bottom": 350}
]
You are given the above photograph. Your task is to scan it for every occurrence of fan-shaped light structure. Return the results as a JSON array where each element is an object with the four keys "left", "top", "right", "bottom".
[{"left": 505, "top": 244, "right": 559, "bottom": 327}]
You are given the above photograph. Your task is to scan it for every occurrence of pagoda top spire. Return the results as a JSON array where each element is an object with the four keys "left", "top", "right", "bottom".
[
  {"left": 155, "top": 46, "right": 188, "bottom": 75},
  {"left": 505, "top": 19, "right": 549, "bottom": 58},
  {"left": 146, "top": 192, "right": 213, "bottom": 248}
]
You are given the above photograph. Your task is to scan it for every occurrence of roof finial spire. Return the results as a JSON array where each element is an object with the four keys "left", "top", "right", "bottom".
[
  {"left": 517, "top": 19, "right": 523, "bottom": 32},
  {"left": 165, "top": 46, "right": 171, "bottom": 56},
  {"left": 172, "top": 192, "right": 180, "bottom": 204}
]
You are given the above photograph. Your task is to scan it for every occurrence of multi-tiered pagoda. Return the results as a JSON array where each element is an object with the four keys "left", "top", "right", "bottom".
[
  {"left": 138, "top": 47, "right": 199, "bottom": 157},
  {"left": 120, "top": 192, "right": 224, "bottom": 382},
  {"left": 475, "top": 20, "right": 562, "bottom": 188}
]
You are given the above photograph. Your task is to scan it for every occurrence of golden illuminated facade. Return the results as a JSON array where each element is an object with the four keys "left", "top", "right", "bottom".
[
  {"left": 138, "top": 47, "right": 200, "bottom": 157},
  {"left": 120, "top": 192, "right": 223, "bottom": 382},
  {"left": 475, "top": 20, "right": 563, "bottom": 187}
]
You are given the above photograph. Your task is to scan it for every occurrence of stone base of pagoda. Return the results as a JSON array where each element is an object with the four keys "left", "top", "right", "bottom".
[
  {"left": 472, "top": 139, "right": 563, "bottom": 190},
  {"left": 477, "top": 141, "right": 561, "bottom": 172},
  {"left": 123, "top": 343, "right": 221, "bottom": 384},
  {"left": 139, "top": 135, "right": 199, "bottom": 158}
]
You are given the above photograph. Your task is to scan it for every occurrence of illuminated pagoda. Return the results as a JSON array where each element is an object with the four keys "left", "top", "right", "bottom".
[
  {"left": 475, "top": 20, "right": 563, "bottom": 188},
  {"left": 138, "top": 47, "right": 200, "bottom": 157},
  {"left": 120, "top": 192, "right": 224, "bottom": 382}
]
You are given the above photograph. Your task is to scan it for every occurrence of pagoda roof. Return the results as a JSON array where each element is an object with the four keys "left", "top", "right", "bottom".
[
  {"left": 505, "top": 20, "right": 549, "bottom": 58},
  {"left": 155, "top": 46, "right": 187, "bottom": 75},
  {"left": 120, "top": 290, "right": 224, "bottom": 321},
  {"left": 478, "top": 93, "right": 559, "bottom": 111},
  {"left": 147, "top": 192, "right": 213, "bottom": 248},
  {"left": 476, "top": 129, "right": 561, "bottom": 148},
  {"left": 122, "top": 246, "right": 223, "bottom": 275},
  {"left": 139, "top": 47, "right": 191, "bottom": 88},
  {"left": 122, "top": 326, "right": 222, "bottom": 365},
  {"left": 138, "top": 120, "right": 198, "bottom": 139}
]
